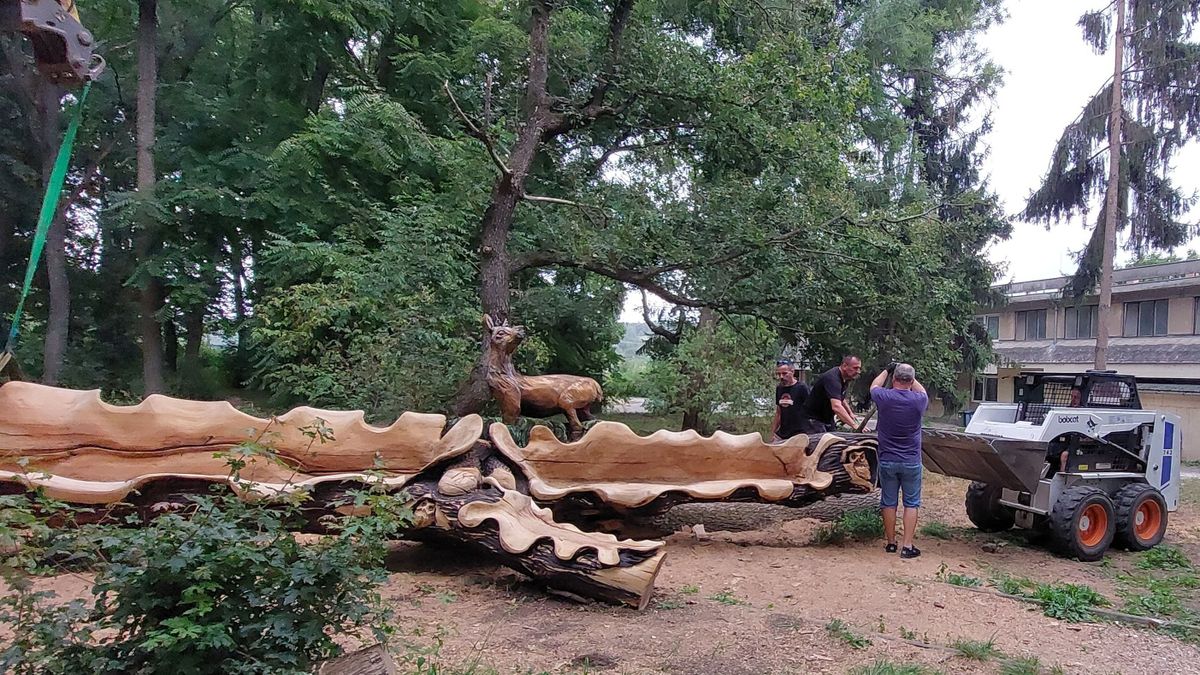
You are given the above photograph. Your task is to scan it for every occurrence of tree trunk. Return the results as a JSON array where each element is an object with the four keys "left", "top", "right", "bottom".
[
  {"left": 163, "top": 312, "right": 177, "bottom": 373},
  {"left": 229, "top": 237, "right": 250, "bottom": 385},
  {"left": 453, "top": 1, "right": 555, "bottom": 415},
  {"left": 135, "top": 0, "right": 164, "bottom": 394},
  {"left": 305, "top": 53, "right": 331, "bottom": 115},
  {"left": 1096, "top": 0, "right": 1125, "bottom": 371},
  {"left": 183, "top": 303, "right": 204, "bottom": 371},
  {"left": 35, "top": 82, "right": 68, "bottom": 385}
]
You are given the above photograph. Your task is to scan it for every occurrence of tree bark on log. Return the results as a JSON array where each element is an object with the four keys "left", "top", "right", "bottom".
[{"left": 314, "top": 644, "right": 397, "bottom": 675}]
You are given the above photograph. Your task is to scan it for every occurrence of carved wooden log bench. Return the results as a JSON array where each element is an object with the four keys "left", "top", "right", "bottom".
[
  {"left": 0, "top": 382, "right": 877, "bottom": 609},
  {"left": 489, "top": 421, "right": 879, "bottom": 522}
]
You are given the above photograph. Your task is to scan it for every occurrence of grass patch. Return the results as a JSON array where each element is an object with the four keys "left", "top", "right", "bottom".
[
  {"left": 946, "top": 572, "right": 982, "bottom": 588},
  {"left": 950, "top": 636, "right": 1000, "bottom": 661},
  {"left": 825, "top": 618, "right": 872, "bottom": 649},
  {"left": 815, "top": 508, "right": 884, "bottom": 545},
  {"left": 850, "top": 660, "right": 938, "bottom": 675},
  {"left": 998, "top": 655, "right": 1042, "bottom": 675},
  {"left": 707, "top": 589, "right": 745, "bottom": 606},
  {"left": 1033, "top": 582, "right": 1108, "bottom": 622},
  {"left": 679, "top": 584, "right": 699, "bottom": 595},
  {"left": 654, "top": 598, "right": 684, "bottom": 610},
  {"left": 919, "top": 520, "right": 953, "bottom": 540},
  {"left": 1136, "top": 545, "right": 1193, "bottom": 571},
  {"left": 991, "top": 573, "right": 1037, "bottom": 596}
]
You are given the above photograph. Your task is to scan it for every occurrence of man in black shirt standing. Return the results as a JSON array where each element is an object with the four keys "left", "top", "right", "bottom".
[
  {"left": 771, "top": 361, "right": 810, "bottom": 443},
  {"left": 801, "top": 355, "right": 862, "bottom": 434}
]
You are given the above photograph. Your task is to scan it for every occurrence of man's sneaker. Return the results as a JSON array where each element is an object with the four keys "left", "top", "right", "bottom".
[
  {"left": 884, "top": 543, "right": 898, "bottom": 553},
  {"left": 900, "top": 546, "right": 921, "bottom": 559}
]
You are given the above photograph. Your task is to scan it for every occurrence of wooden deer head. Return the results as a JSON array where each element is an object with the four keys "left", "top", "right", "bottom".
[{"left": 483, "top": 314, "right": 526, "bottom": 356}]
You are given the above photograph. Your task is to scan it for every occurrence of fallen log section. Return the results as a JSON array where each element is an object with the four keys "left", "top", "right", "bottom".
[{"left": 0, "top": 381, "right": 877, "bottom": 608}]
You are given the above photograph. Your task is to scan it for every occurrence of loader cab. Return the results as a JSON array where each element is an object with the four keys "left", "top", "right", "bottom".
[{"left": 1014, "top": 371, "right": 1141, "bottom": 425}]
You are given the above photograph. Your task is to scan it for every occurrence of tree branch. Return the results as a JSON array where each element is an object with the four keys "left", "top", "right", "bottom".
[
  {"left": 443, "top": 81, "right": 512, "bottom": 177},
  {"left": 640, "top": 289, "right": 679, "bottom": 343}
]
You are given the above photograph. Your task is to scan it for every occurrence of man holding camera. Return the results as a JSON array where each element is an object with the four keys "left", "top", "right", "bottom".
[{"left": 870, "top": 363, "right": 928, "bottom": 559}]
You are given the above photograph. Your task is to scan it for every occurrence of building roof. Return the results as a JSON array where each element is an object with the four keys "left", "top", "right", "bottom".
[
  {"left": 996, "top": 259, "right": 1200, "bottom": 305},
  {"left": 994, "top": 336, "right": 1200, "bottom": 365}
]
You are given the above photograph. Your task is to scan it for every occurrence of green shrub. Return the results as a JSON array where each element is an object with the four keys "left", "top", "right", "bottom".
[
  {"left": 0, "top": 444, "right": 411, "bottom": 674},
  {"left": 1033, "top": 583, "right": 1108, "bottom": 623}
]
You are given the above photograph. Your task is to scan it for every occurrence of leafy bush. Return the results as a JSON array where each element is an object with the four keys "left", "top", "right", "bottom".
[
  {"left": 1033, "top": 583, "right": 1108, "bottom": 622},
  {"left": 0, "top": 445, "right": 411, "bottom": 673}
]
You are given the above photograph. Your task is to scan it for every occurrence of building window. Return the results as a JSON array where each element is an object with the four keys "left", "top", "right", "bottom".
[
  {"left": 1015, "top": 309, "right": 1047, "bottom": 340},
  {"left": 973, "top": 376, "right": 999, "bottom": 402},
  {"left": 1064, "top": 305, "right": 1098, "bottom": 339},
  {"left": 1194, "top": 297, "right": 1200, "bottom": 334},
  {"left": 975, "top": 315, "right": 999, "bottom": 340},
  {"left": 1123, "top": 299, "right": 1169, "bottom": 337}
]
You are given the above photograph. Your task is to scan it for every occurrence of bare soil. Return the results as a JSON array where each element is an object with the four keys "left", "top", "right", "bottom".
[
  {"left": 26, "top": 474, "right": 1200, "bottom": 674},
  {"left": 377, "top": 474, "right": 1200, "bottom": 675}
]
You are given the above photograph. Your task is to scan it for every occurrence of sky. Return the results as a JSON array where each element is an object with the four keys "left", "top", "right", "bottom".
[{"left": 619, "top": 0, "right": 1200, "bottom": 322}]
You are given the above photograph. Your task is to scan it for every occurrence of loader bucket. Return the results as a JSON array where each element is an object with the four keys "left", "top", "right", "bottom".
[{"left": 921, "top": 429, "right": 1049, "bottom": 493}]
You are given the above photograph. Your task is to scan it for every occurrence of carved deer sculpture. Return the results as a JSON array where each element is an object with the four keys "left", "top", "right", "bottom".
[{"left": 483, "top": 315, "right": 603, "bottom": 440}]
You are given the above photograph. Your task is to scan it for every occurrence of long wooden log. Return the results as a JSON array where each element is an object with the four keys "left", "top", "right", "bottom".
[
  {"left": 0, "top": 382, "right": 665, "bottom": 608},
  {"left": 488, "top": 421, "right": 878, "bottom": 519}
]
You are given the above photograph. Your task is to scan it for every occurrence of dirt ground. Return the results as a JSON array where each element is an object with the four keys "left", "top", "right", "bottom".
[
  {"left": 23, "top": 474, "right": 1200, "bottom": 674},
  {"left": 373, "top": 473, "right": 1200, "bottom": 675}
]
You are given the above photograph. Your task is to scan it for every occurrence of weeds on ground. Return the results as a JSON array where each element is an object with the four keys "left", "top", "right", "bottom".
[
  {"left": 1033, "top": 583, "right": 1108, "bottom": 622},
  {"left": 998, "top": 655, "right": 1042, "bottom": 675},
  {"left": 851, "top": 660, "right": 939, "bottom": 675},
  {"left": 950, "top": 635, "right": 1000, "bottom": 661},
  {"left": 707, "top": 589, "right": 745, "bottom": 606},
  {"left": 1136, "top": 545, "right": 1193, "bottom": 571},
  {"left": 814, "top": 508, "right": 884, "bottom": 545},
  {"left": 936, "top": 562, "right": 981, "bottom": 587},
  {"left": 825, "top": 619, "right": 872, "bottom": 649},
  {"left": 679, "top": 584, "right": 699, "bottom": 595},
  {"left": 655, "top": 598, "right": 684, "bottom": 610},
  {"left": 919, "top": 521, "right": 953, "bottom": 540},
  {"left": 991, "top": 573, "right": 1037, "bottom": 596}
]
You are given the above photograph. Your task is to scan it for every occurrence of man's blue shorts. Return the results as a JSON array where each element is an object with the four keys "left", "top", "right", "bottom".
[{"left": 879, "top": 461, "right": 922, "bottom": 509}]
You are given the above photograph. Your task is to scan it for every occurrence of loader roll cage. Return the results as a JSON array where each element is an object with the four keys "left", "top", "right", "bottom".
[{"left": 1014, "top": 370, "right": 1141, "bottom": 426}]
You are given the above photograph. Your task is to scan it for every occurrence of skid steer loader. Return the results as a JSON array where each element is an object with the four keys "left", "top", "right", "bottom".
[{"left": 922, "top": 371, "right": 1180, "bottom": 561}]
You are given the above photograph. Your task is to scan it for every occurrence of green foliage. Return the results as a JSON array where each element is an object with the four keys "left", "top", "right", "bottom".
[
  {"left": 814, "top": 508, "right": 886, "bottom": 545},
  {"left": 0, "top": 445, "right": 410, "bottom": 673},
  {"left": 679, "top": 584, "right": 700, "bottom": 595},
  {"left": 851, "top": 662, "right": 939, "bottom": 675},
  {"left": 825, "top": 619, "right": 872, "bottom": 649},
  {"left": 999, "top": 655, "right": 1043, "bottom": 675},
  {"left": 919, "top": 521, "right": 953, "bottom": 540},
  {"left": 945, "top": 573, "right": 983, "bottom": 588},
  {"left": 950, "top": 636, "right": 1000, "bottom": 661},
  {"left": 707, "top": 589, "right": 745, "bottom": 606},
  {"left": 1136, "top": 545, "right": 1194, "bottom": 571},
  {"left": 1032, "top": 583, "right": 1108, "bottom": 623}
]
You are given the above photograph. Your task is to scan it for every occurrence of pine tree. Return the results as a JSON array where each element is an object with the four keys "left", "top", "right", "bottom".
[{"left": 1024, "top": 1, "right": 1200, "bottom": 368}]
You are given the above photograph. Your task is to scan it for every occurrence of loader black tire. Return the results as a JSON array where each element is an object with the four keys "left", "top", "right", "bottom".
[
  {"left": 965, "top": 481, "right": 1015, "bottom": 532},
  {"left": 1049, "top": 485, "right": 1115, "bottom": 562},
  {"left": 1113, "top": 482, "right": 1168, "bottom": 551}
]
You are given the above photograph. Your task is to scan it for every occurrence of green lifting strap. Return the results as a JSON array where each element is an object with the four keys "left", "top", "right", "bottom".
[{"left": 3, "top": 81, "right": 91, "bottom": 366}]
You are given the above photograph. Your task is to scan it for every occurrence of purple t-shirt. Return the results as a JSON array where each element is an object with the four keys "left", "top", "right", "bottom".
[{"left": 871, "top": 387, "right": 928, "bottom": 464}]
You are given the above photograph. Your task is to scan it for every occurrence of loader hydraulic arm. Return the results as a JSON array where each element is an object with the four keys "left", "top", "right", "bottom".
[{"left": 1, "top": 0, "right": 103, "bottom": 87}]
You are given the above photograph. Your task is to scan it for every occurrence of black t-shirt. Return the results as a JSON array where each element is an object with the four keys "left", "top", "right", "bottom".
[
  {"left": 804, "top": 366, "right": 848, "bottom": 425},
  {"left": 775, "top": 381, "right": 811, "bottom": 439}
]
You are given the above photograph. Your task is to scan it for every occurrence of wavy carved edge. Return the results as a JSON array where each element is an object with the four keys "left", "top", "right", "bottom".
[
  {"left": 457, "top": 482, "right": 664, "bottom": 566},
  {"left": 0, "top": 382, "right": 483, "bottom": 504},
  {"left": 489, "top": 421, "right": 846, "bottom": 508}
]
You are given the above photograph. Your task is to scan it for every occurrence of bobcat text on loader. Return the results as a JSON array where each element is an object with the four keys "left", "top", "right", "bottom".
[{"left": 922, "top": 371, "right": 1180, "bottom": 561}]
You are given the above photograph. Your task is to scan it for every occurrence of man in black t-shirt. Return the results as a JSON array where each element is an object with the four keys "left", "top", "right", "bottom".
[
  {"left": 771, "top": 361, "right": 810, "bottom": 442},
  {"left": 800, "top": 355, "right": 862, "bottom": 434}
]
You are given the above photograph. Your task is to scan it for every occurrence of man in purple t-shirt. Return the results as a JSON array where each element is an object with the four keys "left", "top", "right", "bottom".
[{"left": 870, "top": 363, "right": 928, "bottom": 559}]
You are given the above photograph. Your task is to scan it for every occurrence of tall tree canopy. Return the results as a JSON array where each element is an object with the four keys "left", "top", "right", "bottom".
[{"left": 0, "top": 0, "right": 1010, "bottom": 422}]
